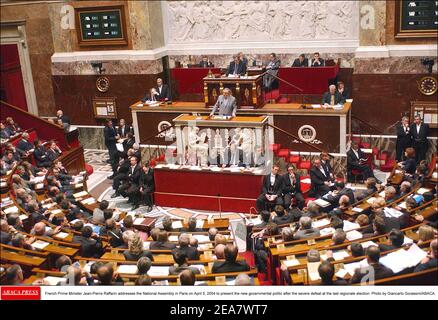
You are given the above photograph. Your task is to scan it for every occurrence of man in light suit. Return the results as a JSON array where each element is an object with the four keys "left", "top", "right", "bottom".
[
  {"left": 210, "top": 88, "right": 237, "bottom": 117},
  {"left": 410, "top": 114, "right": 429, "bottom": 163}
]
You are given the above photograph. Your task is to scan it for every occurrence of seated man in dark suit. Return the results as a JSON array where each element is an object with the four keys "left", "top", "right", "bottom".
[
  {"left": 149, "top": 230, "right": 177, "bottom": 250},
  {"left": 355, "top": 177, "right": 378, "bottom": 201},
  {"left": 271, "top": 205, "right": 293, "bottom": 225},
  {"left": 410, "top": 114, "right": 429, "bottom": 163},
  {"left": 175, "top": 233, "right": 200, "bottom": 261},
  {"left": 169, "top": 250, "right": 201, "bottom": 276},
  {"left": 292, "top": 54, "right": 308, "bottom": 67},
  {"left": 310, "top": 158, "right": 332, "bottom": 197},
  {"left": 347, "top": 141, "right": 380, "bottom": 183},
  {"left": 322, "top": 84, "right": 345, "bottom": 106},
  {"left": 320, "top": 152, "right": 335, "bottom": 182},
  {"left": 211, "top": 244, "right": 250, "bottom": 273},
  {"left": 72, "top": 226, "right": 103, "bottom": 258},
  {"left": 379, "top": 229, "right": 404, "bottom": 252},
  {"left": 293, "top": 216, "right": 320, "bottom": 240},
  {"left": 282, "top": 164, "right": 305, "bottom": 209},
  {"left": 226, "top": 55, "right": 247, "bottom": 76},
  {"left": 155, "top": 78, "right": 171, "bottom": 101},
  {"left": 310, "top": 52, "right": 325, "bottom": 67},
  {"left": 350, "top": 246, "right": 394, "bottom": 284},
  {"left": 318, "top": 261, "right": 348, "bottom": 285},
  {"left": 326, "top": 181, "right": 355, "bottom": 206},
  {"left": 15, "top": 132, "right": 34, "bottom": 157},
  {"left": 198, "top": 56, "right": 214, "bottom": 68},
  {"left": 414, "top": 239, "right": 437, "bottom": 272},
  {"left": 256, "top": 164, "right": 284, "bottom": 211},
  {"left": 336, "top": 81, "right": 350, "bottom": 100}
]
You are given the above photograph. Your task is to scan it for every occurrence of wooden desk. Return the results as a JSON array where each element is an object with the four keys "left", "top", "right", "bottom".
[{"left": 203, "top": 75, "right": 264, "bottom": 109}]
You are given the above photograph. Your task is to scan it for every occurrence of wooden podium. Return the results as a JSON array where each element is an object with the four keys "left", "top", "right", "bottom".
[{"left": 203, "top": 75, "right": 264, "bottom": 109}]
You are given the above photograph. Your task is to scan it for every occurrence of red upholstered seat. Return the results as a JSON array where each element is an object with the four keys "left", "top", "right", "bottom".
[
  {"left": 351, "top": 137, "right": 361, "bottom": 144},
  {"left": 269, "top": 143, "right": 281, "bottom": 155},
  {"left": 360, "top": 142, "right": 371, "bottom": 149},
  {"left": 300, "top": 175, "right": 311, "bottom": 194},
  {"left": 150, "top": 159, "right": 157, "bottom": 167},
  {"left": 277, "top": 148, "right": 290, "bottom": 159},
  {"left": 158, "top": 154, "right": 165, "bottom": 162},
  {"left": 298, "top": 160, "right": 311, "bottom": 170},
  {"left": 381, "top": 159, "right": 396, "bottom": 172},
  {"left": 288, "top": 155, "right": 300, "bottom": 164},
  {"left": 85, "top": 164, "right": 93, "bottom": 176}
]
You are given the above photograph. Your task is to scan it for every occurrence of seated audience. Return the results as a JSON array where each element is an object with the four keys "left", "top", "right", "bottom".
[
  {"left": 292, "top": 54, "right": 308, "bottom": 67},
  {"left": 318, "top": 261, "right": 347, "bottom": 285},
  {"left": 350, "top": 246, "right": 394, "bottom": 284},
  {"left": 271, "top": 205, "right": 293, "bottom": 225},
  {"left": 355, "top": 177, "right": 378, "bottom": 201},
  {"left": 169, "top": 250, "right": 201, "bottom": 276},
  {"left": 310, "top": 52, "right": 325, "bottom": 67},
  {"left": 347, "top": 142, "right": 380, "bottom": 183},
  {"left": 150, "top": 230, "right": 177, "bottom": 250},
  {"left": 175, "top": 233, "right": 200, "bottom": 260},
  {"left": 137, "top": 257, "right": 152, "bottom": 275},
  {"left": 379, "top": 229, "right": 405, "bottom": 252},
  {"left": 322, "top": 84, "right": 345, "bottom": 106},
  {"left": 123, "top": 233, "right": 153, "bottom": 261},
  {"left": 212, "top": 244, "right": 250, "bottom": 273},
  {"left": 199, "top": 56, "right": 214, "bottom": 68},
  {"left": 282, "top": 164, "right": 305, "bottom": 210},
  {"left": 72, "top": 226, "right": 103, "bottom": 258},
  {"left": 226, "top": 55, "right": 247, "bottom": 76},
  {"left": 293, "top": 216, "right": 320, "bottom": 240},
  {"left": 414, "top": 239, "right": 437, "bottom": 272},
  {"left": 179, "top": 269, "right": 196, "bottom": 286},
  {"left": 310, "top": 158, "right": 332, "bottom": 197}
]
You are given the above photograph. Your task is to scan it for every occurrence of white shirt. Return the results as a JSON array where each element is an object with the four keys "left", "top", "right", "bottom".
[
  {"left": 158, "top": 85, "right": 163, "bottom": 94},
  {"left": 270, "top": 174, "right": 276, "bottom": 185},
  {"left": 319, "top": 166, "right": 326, "bottom": 177},
  {"left": 416, "top": 124, "right": 421, "bottom": 134}
]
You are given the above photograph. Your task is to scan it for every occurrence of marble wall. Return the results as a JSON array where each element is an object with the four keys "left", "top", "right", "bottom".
[
  {"left": 1, "top": 2, "right": 56, "bottom": 116},
  {"left": 164, "top": 1, "right": 359, "bottom": 43},
  {"left": 169, "top": 52, "right": 356, "bottom": 69},
  {"left": 354, "top": 56, "right": 438, "bottom": 74}
]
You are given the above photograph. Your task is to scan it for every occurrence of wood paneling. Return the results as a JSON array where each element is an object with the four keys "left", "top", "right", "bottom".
[
  {"left": 351, "top": 73, "right": 437, "bottom": 134},
  {"left": 52, "top": 73, "right": 162, "bottom": 125}
]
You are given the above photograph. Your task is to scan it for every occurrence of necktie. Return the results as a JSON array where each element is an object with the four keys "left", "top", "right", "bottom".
[
  {"left": 234, "top": 63, "right": 238, "bottom": 75},
  {"left": 330, "top": 95, "right": 335, "bottom": 105}
]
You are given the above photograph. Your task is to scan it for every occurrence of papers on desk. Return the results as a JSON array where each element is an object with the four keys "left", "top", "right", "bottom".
[
  {"left": 56, "top": 232, "right": 69, "bottom": 239},
  {"left": 136, "top": 103, "right": 144, "bottom": 107},
  {"left": 403, "top": 236, "right": 414, "bottom": 245},
  {"left": 210, "top": 166, "right": 222, "bottom": 172},
  {"left": 346, "top": 230, "right": 363, "bottom": 241},
  {"left": 1, "top": 197, "right": 13, "bottom": 207},
  {"left": 384, "top": 207, "right": 404, "bottom": 218},
  {"left": 31, "top": 176, "right": 45, "bottom": 184},
  {"left": 50, "top": 209, "right": 62, "bottom": 215},
  {"left": 361, "top": 241, "right": 378, "bottom": 249},
  {"left": 432, "top": 172, "right": 438, "bottom": 179},
  {"left": 282, "top": 259, "right": 300, "bottom": 268},
  {"left": 378, "top": 191, "right": 386, "bottom": 197},
  {"left": 300, "top": 178, "right": 311, "bottom": 184},
  {"left": 196, "top": 219, "right": 205, "bottom": 229},
  {"left": 172, "top": 220, "right": 183, "bottom": 229},
  {"left": 311, "top": 104, "right": 322, "bottom": 109},
  {"left": 312, "top": 218, "right": 330, "bottom": 229},
  {"left": 332, "top": 250, "right": 351, "bottom": 261},
  {"left": 332, "top": 104, "right": 344, "bottom": 110},
  {"left": 352, "top": 207, "right": 363, "bottom": 213},
  {"left": 343, "top": 220, "right": 360, "bottom": 232},
  {"left": 133, "top": 217, "right": 145, "bottom": 225},
  {"left": 190, "top": 265, "right": 207, "bottom": 275},
  {"left": 380, "top": 245, "right": 427, "bottom": 274},
  {"left": 19, "top": 214, "right": 28, "bottom": 221},
  {"left": 81, "top": 197, "right": 96, "bottom": 205},
  {"left": 225, "top": 280, "right": 236, "bottom": 286},
  {"left": 366, "top": 197, "right": 377, "bottom": 204},
  {"left": 82, "top": 262, "right": 95, "bottom": 273},
  {"left": 344, "top": 259, "right": 369, "bottom": 276},
  {"left": 189, "top": 166, "right": 202, "bottom": 171},
  {"left": 42, "top": 202, "right": 55, "bottom": 209},
  {"left": 32, "top": 240, "right": 50, "bottom": 250},
  {"left": 195, "top": 281, "right": 208, "bottom": 286},
  {"left": 398, "top": 202, "right": 407, "bottom": 209},
  {"left": 246, "top": 217, "right": 263, "bottom": 226},
  {"left": 335, "top": 268, "right": 349, "bottom": 279},
  {"left": 116, "top": 143, "right": 124, "bottom": 152},
  {"left": 35, "top": 183, "right": 44, "bottom": 190},
  {"left": 362, "top": 148, "right": 373, "bottom": 154},
  {"left": 192, "top": 235, "right": 211, "bottom": 243},
  {"left": 148, "top": 266, "right": 170, "bottom": 277},
  {"left": 169, "top": 235, "right": 179, "bottom": 242},
  {"left": 314, "top": 198, "right": 331, "bottom": 207},
  {"left": 307, "top": 262, "right": 321, "bottom": 281},
  {"left": 416, "top": 188, "right": 431, "bottom": 195},
  {"left": 73, "top": 191, "right": 88, "bottom": 198},
  {"left": 4, "top": 206, "right": 19, "bottom": 214},
  {"left": 117, "top": 265, "right": 138, "bottom": 274},
  {"left": 319, "top": 227, "right": 335, "bottom": 236},
  {"left": 44, "top": 276, "right": 66, "bottom": 286}
]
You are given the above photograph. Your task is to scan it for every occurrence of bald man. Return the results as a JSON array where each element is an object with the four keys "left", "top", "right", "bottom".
[{"left": 322, "top": 84, "right": 345, "bottom": 106}]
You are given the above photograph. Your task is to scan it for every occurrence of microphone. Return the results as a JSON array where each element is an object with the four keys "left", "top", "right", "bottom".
[{"left": 217, "top": 193, "right": 222, "bottom": 219}]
